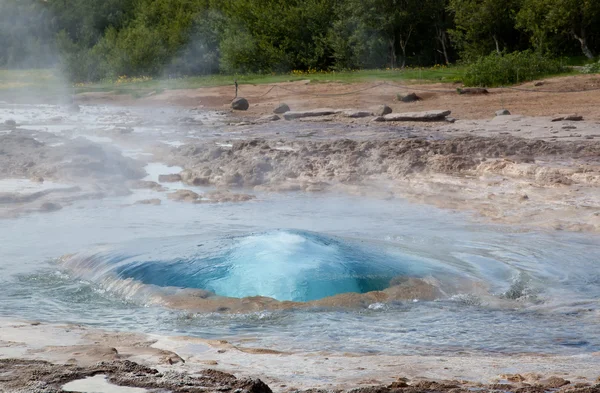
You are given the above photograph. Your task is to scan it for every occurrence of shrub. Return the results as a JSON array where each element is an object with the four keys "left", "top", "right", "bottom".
[
  {"left": 581, "top": 60, "right": 600, "bottom": 74},
  {"left": 463, "top": 51, "right": 566, "bottom": 87}
]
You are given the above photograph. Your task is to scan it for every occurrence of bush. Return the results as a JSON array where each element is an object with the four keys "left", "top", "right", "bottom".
[
  {"left": 581, "top": 60, "right": 600, "bottom": 74},
  {"left": 463, "top": 51, "right": 567, "bottom": 87}
]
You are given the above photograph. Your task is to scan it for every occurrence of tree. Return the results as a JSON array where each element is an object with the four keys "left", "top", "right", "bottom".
[
  {"left": 448, "top": 0, "right": 522, "bottom": 59},
  {"left": 518, "top": 0, "right": 600, "bottom": 58}
]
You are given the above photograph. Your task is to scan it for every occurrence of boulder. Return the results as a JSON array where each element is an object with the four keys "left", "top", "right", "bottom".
[
  {"left": 4, "top": 119, "right": 17, "bottom": 127},
  {"left": 158, "top": 174, "right": 182, "bottom": 183},
  {"left": 495, "top": 109, "right": 511, "bottom": 116},
  {"left": 457, "top": 87, "right": 489, "bottom": 95},
  {"left": 273, "top": 103, "right": 290, "bottom": 114},
  {"left": 381, "top": 110, "right": 451, "bottom": 122},
  {"left": 167, "top": 189, "right": 201, "bottom": 203},
  {"left": 231, "top": 97, "right": 249, "bottom": 111},
  {"left": 130, "top": 180, "right": 166, "bottom": 192},
  {"left": 343, "top": 110, "right": 373, "bottom": 118},
  {"left": 371, "top": 104, "right": 393, "bottom": 116},
  {"left": 397, "top": 92, "right": 421, "bottom": 103},
  {"left": 283, "top": 109, "right": 336, "bottom": 120}
]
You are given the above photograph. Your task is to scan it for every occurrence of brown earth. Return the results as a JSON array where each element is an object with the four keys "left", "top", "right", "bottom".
[{"left": 79, "top": 74, "right": 600, "bottom": 121}]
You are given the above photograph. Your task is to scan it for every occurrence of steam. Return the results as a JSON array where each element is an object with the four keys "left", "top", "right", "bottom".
[{"left": 0, "top": 0, "right": 70, "bottom": 105}]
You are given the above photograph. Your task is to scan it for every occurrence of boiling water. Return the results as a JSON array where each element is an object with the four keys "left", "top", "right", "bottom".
[{"left": 1, "top": 104, "right": 600, "bottom": 357}]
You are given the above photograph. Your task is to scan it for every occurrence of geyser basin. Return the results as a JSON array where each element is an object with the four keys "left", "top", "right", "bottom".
[{"left": 64, "top": 230, "right": 440, "bottom": 302}]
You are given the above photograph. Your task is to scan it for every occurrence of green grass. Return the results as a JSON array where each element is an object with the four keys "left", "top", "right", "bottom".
[
  {"left": 0, "top": 60, "right": 589, "bottom": 100},
  {"left": 0, "top": 67, "right": 466, "bottom": 95}
]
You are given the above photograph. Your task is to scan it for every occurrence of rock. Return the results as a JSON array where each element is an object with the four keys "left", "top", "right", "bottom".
[
  {"left": 445, "top": 117, "right": 456, "bottom": 123},
  {"left": 129, "top": 180, "right": 166, "bottom": 192},
  {"left": 539, "top": 377, "right": 570, "bottom": 389},
  {"left": 258, "top": 114, "right": 281, "bottom": 122},
  {"left": 397, "top": 92, "right": 421, "bottom": 102},
  {"left": 343, "top": 110, "right": 373, "bottom": 118},
  {"left": 552, "top": 114, "right": 584, "bottom": 122},
  {"left": 30, "top": 176, "right": 44, "bottom": 183},
  {"left": 4, "top": 119, "right": 17, "bottom": 127},
  {"left": 158, "top": 174, "right": 182, "bottom": 183},
  {"left": 371, "top": 104, "right": 393, "bottom": 116},
  {"left": 565, "top": 114, "right": 584, "bottom": 121},
  {"left": 495, "top": 109, "right": 511, "bottom": 116},
  {"left": 167, "top": 189, "right": 201, "bottom": 202},
  {"left": 283, "top": 109, "right": 336, "bottom": 120},
  {"left": 563, "top": 125, "right": 577, "bottom": 130},
  {"left": 39, "top": 202, "right": 62, "bottom": 212},
  {"left": 381, "top": 110, "right": 451, "bottom": 122},
  {"left": 273, "top": 103, "right": 290, "bottom": 114},
  {"left": 231, "top": 97, "right": 249, "bottom": 111},
  {"left": 457, "top": 87, "right": 489, "bottom": 95},
  {"left": 135, "top": 199, "right": 162, "bottom": 205},
  {"left": 534, "top": 81, "right": 544, "bottom": 86}
]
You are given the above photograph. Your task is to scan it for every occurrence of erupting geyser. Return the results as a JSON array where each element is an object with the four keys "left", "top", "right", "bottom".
[{"left": 61, "top": 230, "right": 432, "bottom": 302}]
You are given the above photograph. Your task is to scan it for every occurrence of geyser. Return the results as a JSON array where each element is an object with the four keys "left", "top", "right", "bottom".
[{"left": 65, "top": 230, "right": 429, "bottom": 302}]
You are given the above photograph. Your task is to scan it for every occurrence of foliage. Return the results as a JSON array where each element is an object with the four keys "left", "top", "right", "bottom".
[
  {"left": 1, "top": 0, "right": 599, "bottom": 83},
  {"left": 463, "top": 51, "right": 567, "bottom": 86},
  {"left": 581, "top": 60, "right": 600, "bottom": 74}
]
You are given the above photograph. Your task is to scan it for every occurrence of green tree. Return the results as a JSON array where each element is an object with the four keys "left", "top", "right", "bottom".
[
  {"left": 517, "top": 0, "right": 600, "bottom": 58},
  {"left": 448, "top": 0, "right": 522, "bottom": 59}
]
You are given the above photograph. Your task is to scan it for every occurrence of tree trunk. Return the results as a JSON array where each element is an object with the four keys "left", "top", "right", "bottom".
[
  {"left": 389, "top": 37, "right": 396, "bottom": 69},
  {"left": 398, "top": 27, "right": 413, "bottom": 69},
  {"left": 573, "top": 29, "right": 594, "bottom": 59},
  {"left": 436, "top": 28, "right": 450, "bottom": 65},
  {"left": 493, "top": 35, "right": 501, "bottom": 55}
]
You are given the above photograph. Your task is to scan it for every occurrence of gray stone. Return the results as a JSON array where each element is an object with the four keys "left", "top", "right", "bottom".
[
  {"left": 343, "top": 110, "right": 373, "bottom": 118},
  {"left": 371, "top": 105, "right": 392, "bottom": 116},
  {"left": 273, "top": 103, "right": 290, "bottom": 114},
  {"left": 565, "top": 114, "right": 583, "bottom": 121},
  {"left": 382, "top": 110, "right": 451, "bottom": 122},
  {"left": 231, "top": 97, "right": 249, "bottom": 111},
  {"left": 397, "top": 92, "right": 421, "bottom": 103},
  {"left": 283, "top": 109, "right": 336, "bottom": 120},
  {"left": 4, "top": 119, "right": 17, "bottom": 127},
  {"left": 457, "top": 87, "right": 489, "bottom": 95},
  {"left": 495, "top": 109, "right": 511, "bottom": 116},
  {"left": 158, "top": 174, "right": 182, "bottom": 183}
]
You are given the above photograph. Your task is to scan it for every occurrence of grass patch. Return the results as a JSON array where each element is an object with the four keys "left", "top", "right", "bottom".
[{"left": 463, "top": 51, "right": 571, "bottom": 87}]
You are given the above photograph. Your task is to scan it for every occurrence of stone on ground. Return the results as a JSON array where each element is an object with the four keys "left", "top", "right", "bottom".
[
  {"left": 231, "top": 97, "right": 249, "bottom": 111},
  {"left": 398, "top": 92, "right": 421, "bottom": 103},
  {"left": 495, "top": 109, "right": 511, "bottom": 116},
  {"left": 371, "top": 104, "right": 392, "bottom": 116},
  {"left": 457, "top": 87, "right": 489, "bottom": 95},
  {"left": 283, "top": 109, "right": 336, "bottom": 120},
  {"left": 273, "top": 103, "right": 290, "bottom": 114},
  {"left": 381, "top": 110, "right": 452, "bottom": 122},
  {"left": 343, "top": 110, "right": 373, "bottom": 118}
]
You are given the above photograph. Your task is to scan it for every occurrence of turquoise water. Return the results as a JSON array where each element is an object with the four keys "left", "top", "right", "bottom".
[{"left": 1, "top": 190, "right": 600, "bottom": 356}]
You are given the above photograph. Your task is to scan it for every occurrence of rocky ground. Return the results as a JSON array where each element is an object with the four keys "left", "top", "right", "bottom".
[{"left": 1, "top": 319, "right": 600, "bottom": 393}]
